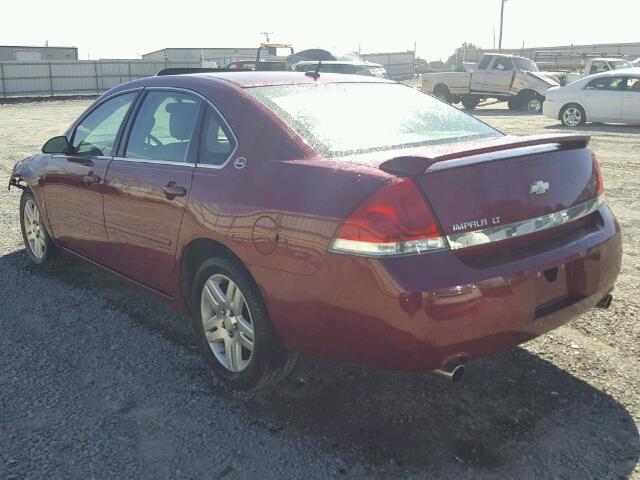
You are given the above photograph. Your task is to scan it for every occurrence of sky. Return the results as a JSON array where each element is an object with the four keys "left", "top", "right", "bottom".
[{"left": 2, "top": 0, "right": 639, "bottom": 61}]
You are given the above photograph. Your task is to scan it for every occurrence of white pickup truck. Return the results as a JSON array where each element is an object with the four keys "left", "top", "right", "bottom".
[
  {"left": 566, "top": 58, "right": 633, "bottom": 84},
  {"left": 422, "top": 54, "right": 559, "bottom": 113}
]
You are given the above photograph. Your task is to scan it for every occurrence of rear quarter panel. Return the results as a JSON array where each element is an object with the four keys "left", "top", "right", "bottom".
[{"left": 422, "top": 72, "right": 471, "bottom": 95}]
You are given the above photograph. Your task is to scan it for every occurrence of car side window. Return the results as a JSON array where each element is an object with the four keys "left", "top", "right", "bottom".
[
  {"left": 626, "top": 77, "right": 640, "bottom": 91},
  {"left": 478, "top": 56, "right": 493, "bottom": 70},
  {"left": 125, "top": 91, "right": 201, "bottom": 163},
  {"left": 585, "top": 77, "right": 624, "bottom": 91},
  {"left": 198, "top": 106, "right": 236, "bottom": 166},
  {"left": 72, "top": 93, "right": 137, "bottom": 157},
  {"left": 493, "top": 57, "right": 513, "bottom": 71}
]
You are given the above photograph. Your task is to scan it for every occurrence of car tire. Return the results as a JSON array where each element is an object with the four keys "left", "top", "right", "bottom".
[
  {"left": 461, "top": 96, "right": 480, "bottom": 110},
  {"left": 20, "top": 190, "right": 67, "bottom": 268},
  {"left": 433, "top": 85, "right": 451, "bottom": 103},
  {"left": 560, "top": 104, "right": 586, "bottom": 127},
  {"left": 191, "top": 256, "right": 297, "bottom": 390},
  {"left": 521, "top": 93, "right": 544, "bottom": 113}
]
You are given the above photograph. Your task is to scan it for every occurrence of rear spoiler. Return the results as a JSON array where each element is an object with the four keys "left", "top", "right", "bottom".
[{"left": 379, "top": 134, "right": 591, "bottom": 176}]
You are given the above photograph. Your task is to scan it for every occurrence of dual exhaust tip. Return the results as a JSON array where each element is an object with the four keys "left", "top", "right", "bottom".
[{"left": 432, "top": 364, "right": 465, "bottom": 383}]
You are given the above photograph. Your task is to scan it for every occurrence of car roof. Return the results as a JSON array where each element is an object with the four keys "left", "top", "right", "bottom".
[
  {"left": 170, "top": 71, "right": 394, "bottom": 87},
  {"left": 294, "top": 60, "right": 384, "bottom": 67}
]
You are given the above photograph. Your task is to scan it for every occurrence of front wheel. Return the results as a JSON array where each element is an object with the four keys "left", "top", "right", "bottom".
[
  {"left": 560, "top": 104, "right": 586, "bottom": 127},
  {"left": 522, "top": 93, "right": 544, "bottom": 113},
  {"left": 191, "top": 257, "right": 297, "bottom": 390},
  {"left": 20, "top": 190, "right": 66, "bottom": 268}
]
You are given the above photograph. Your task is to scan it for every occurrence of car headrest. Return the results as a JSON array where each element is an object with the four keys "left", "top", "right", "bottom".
[{"left": 166, "top": 102, "right": 198, "bottom": 141}]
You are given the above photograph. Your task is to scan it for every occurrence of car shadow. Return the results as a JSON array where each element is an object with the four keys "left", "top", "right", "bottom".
[
  {"left": 242, "top": 351, "right": 639, "bottom": 477},
  {"left": 4, "top": 250, "right": 639, "bottom": 478},
  {"left": 471, "top": 109, "right": 540, "bottom": 117},
  {"left": 543, "top": 122, "right": 640, "bottom": 134}
]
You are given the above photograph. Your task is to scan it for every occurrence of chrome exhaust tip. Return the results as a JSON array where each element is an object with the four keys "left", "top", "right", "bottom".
[
  {"left": 432, "top": 364, "right": 465, "bottom": 383},
  {"left": 596, "top": 293, "right": 613, "bottom": 310}
]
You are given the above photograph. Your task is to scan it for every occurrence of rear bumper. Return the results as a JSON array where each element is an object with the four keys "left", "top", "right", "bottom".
[{"left": 255, "top": 205, "right": 622, "bottom": 371}]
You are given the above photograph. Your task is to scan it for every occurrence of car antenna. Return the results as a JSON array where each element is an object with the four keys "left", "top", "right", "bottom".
[{"left": 305, "top": 60, "right": 321, "bottom": 80}]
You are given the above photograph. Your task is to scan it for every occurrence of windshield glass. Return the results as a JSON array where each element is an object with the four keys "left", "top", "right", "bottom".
[
  {"left": 611, "top": 60, "right": 632, "bottom": 70},
  {"left": 247, "top": 83, "right": 499, "bottom": 157},
  {"left": 513, "top": 57, "right": 539, "bottom": 72}
]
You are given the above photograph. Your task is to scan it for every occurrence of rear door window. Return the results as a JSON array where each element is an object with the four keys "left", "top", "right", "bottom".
[
  {"left": 198, "top": 106, "right": 236, "bottom": 166},
  {"left": 493, "top": 57, "right": 513, "bottom": 71},
  {"left": 125, "top": 91, "right": 202, "bottom": 163},
  {"left": 72, "top": 93, "right": 137, "bottom": 157},
  {"left": 478, "top": 56, "right": 494, "bottom": 70}
]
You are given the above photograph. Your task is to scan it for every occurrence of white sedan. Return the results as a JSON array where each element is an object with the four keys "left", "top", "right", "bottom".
[{"left": 543, "top": 68, "right": 640, "bottom": 127}]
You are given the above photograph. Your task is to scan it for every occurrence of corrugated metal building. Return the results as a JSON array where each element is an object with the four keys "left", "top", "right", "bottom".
[
  {"left": 142, "top": 47, "right": 258, "bottom": 64},
  {"left": 0, "top": 45, "right": 78, "bottom": 61}
]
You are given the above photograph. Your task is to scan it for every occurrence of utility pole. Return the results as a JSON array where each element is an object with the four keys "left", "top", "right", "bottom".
[
  {"left": 261, "top": 32, "right": 273, "bottom": 43},
  {"left": 498, "top": 0, "right": 507, "bottom": 51}
]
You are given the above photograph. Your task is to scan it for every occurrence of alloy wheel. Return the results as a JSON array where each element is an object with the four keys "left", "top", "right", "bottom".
[
  {"left": 200, "top": 274, "right": 255, "bottom": 372},
  {"left": 526, "top": 98, "right": 542, "bottom": 113},
  {"left": 23, "top": 199, "right": 46, "bottom": 259},
  {"left": 562, "top": 107, "right": 582, "bottom": 127}
]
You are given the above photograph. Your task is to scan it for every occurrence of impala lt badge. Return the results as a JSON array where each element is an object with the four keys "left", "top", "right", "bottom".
[{"left": 530, "top": 180, "right": 550, "bottom": 196}]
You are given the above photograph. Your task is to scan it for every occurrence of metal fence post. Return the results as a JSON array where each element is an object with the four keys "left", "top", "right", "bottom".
[
  {"left": 0, "top": 63, "right": 6, "bottom": 99},
  {"left": 94, "top": 61, "right": 99, "bottom": 95},
  {"left": 48, "top": 61, "right": 54, "bottom": 97},
  {"left": 128, "top": 61, "right": 132, "bottom": 81}
]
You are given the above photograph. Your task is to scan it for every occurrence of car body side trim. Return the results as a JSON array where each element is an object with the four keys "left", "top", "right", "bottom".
[{"left": 447, "top": 196, "right": 604, "bottom": 249}]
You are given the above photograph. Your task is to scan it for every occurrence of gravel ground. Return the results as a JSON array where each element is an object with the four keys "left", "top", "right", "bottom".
[{"left": 0, "top": 99, "right": 639, "bottom": 479}]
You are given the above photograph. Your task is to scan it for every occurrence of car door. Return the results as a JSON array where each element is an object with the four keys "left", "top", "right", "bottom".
[
  {"left": 484, "top": 56, "right": 514, "bottom": 94},
  {"left": 470, "top": 55, "right": 493, "bottom": 92},
  {"left": 622, "top": 77, "right": 640, "bottom": 123},
  {"left": 102, "top": 89, "right": 202, "bottom": 295},
  {"left": 43, "top": 92, "right": 139, "bottom": 262},
  {"left": 580, "top": 76, "right": 624, "bottom": 122}
]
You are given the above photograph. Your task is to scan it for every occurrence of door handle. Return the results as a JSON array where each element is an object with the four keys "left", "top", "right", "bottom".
[
  {"left": 83, "top": 172, "right": 101, "bottom": 185},
  {"left": 162, "top": 183, "right": 187, "bottom": 200}
]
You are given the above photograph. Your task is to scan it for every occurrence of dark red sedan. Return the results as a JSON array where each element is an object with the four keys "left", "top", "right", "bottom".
[{"left": 10, "top": 71, "right": 621, "bottom": 390}]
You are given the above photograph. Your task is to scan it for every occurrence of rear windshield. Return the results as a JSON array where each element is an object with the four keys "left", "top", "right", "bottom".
[{"left": 247, "top": 83, "right": 499, "bottom": 156}]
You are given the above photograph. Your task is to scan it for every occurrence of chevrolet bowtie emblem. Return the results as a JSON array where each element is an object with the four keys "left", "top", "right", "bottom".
[{"left": 530, "top": 180, "right": 550, "bottom": 195}]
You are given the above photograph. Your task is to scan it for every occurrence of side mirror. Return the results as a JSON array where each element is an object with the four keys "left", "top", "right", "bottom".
[{"left": 42, "top": 135, "right": 71, "bottom": 154}]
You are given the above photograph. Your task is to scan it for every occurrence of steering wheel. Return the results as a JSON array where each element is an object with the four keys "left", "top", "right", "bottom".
[{"left": 147, "top": 134, "right": 163, "bottom": 146}]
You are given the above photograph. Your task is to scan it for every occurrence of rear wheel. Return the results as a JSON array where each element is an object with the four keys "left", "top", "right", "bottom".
[
  {"left": 20, "top": 190, "right": 66, "bottom": 268},
  {"left": 191, "top": 257, "right": 296, "bottom": 390},
  {"left": 433, "top": 85, "right": 451, "bottom": 103},
  {"left": 560, "top": 104, "right": 586, "bottom": 127},
  {"left": 461, "top": 96, "right": 480, "bottom": 110}
]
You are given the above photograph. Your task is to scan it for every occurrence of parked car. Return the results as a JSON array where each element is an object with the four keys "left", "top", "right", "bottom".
[
  {"left": 226, "top": 60, "right": 257, "bottom": 70},
  {"left": 422, "top": 53, "right": 558, "bottom": 112},
  {"left": 294, "top": 60, "right": 391, "bottom": 79},
  {"left": 566, "top": 58, "right": 633, "bottom": 84},
  {"left": 10, "top": 71, "right": 621, "bottom": 390},
  {"left": 544, "top": 67, "right": 640, "bottom": 126}
]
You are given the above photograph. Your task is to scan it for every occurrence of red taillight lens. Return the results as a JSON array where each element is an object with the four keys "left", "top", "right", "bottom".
[
  {"left": 330, "top": 178, "right": 448, "bottom": 256},
  {"left": 592, "top": 152, "right": 605, "bottom": 198}
]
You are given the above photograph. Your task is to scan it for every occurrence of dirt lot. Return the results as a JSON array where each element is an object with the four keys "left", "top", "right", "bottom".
[{"left": 0, "top": 99, "right": 639, "bottom": 479}]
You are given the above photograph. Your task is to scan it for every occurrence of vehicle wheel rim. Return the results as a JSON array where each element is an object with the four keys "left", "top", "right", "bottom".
[
  {"left": 23, "top": 199, "right": 46, "bottom": 260},
  {"left": 200, "top": 274, "right": 254, "bottom": 373},
  {"left": 563, "top": 107, "right": 582, "bottom": 126},
  {"left": 527, "top": 98, "right": 542, "bottom": 112}
]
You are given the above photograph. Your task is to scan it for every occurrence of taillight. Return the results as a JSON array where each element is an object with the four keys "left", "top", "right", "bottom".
[
  {"left": 592, "top": 152, "right": 605, "bottom": 198},
  {"left": 330, "top": 178, "right": 448, "bottom": 256}
]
